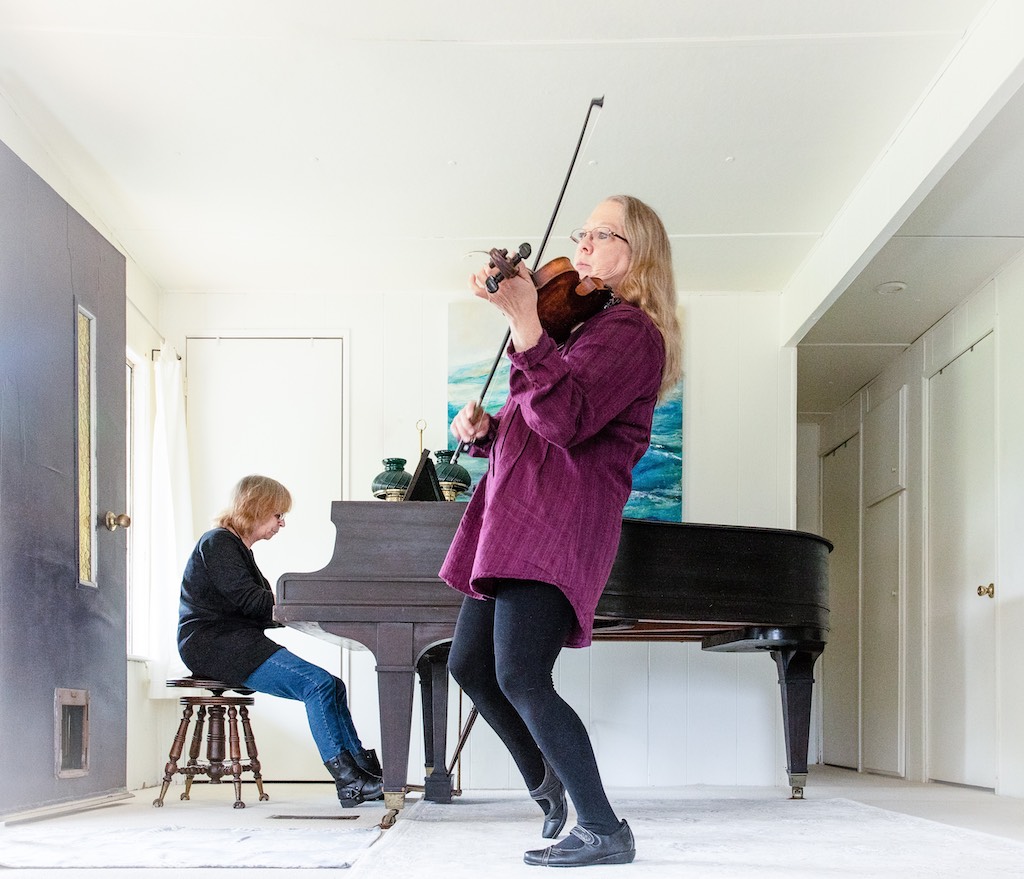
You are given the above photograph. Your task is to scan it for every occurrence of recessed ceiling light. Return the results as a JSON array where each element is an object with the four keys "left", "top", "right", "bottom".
[{"left": 875, "top": 281, "right": 907, "bottom": 296}]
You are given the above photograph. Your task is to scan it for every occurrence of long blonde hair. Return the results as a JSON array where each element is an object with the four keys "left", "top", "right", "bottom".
[
  {"left": 606, "top": 195, "right": 682, "bottom": 399},
  {"left": 216, "top": 474, "right": 292, "bottom": 540}
]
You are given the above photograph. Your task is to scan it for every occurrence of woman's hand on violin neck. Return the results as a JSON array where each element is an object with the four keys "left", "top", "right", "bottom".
[
  {"left": 469, "top": 267, "right": 496, "bottom": 299},
  {"left": 451, "top": 400, "right": 490, "bottom": 443},
  {"left": 473, "top": 266, "right": 543, "bottom": 352}
]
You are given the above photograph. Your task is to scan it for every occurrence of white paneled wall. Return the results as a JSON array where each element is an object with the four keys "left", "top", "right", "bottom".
[
  {"left": 994, "top": 254, "right": 1024, "bottom": 797},
  {"left": 813, "top": 250, "right": 1024, "bottom": 797}
]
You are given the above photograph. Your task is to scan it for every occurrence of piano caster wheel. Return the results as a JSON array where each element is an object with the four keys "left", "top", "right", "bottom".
[
  {"left": 379, "top": 809, "right": 399, "bottom": 830},
  {"left": 790, "top": 786, "right": 804, "bottom": 800}
]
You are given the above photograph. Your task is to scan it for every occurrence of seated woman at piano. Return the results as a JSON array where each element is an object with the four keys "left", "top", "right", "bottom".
[
  {"left": 177, "top": 474, "right": 384, "bottom": 808},
  {"left": 441, "top": 195, "right": 681, "bottom": 867}
]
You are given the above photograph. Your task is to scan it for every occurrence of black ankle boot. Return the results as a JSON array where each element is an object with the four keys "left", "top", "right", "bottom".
[
  {"left": 528, "top": 758, "right": 567, "bottom": 839},
  {"left": 524, "top": 820, "right": 635, "bottom": 867},
  {"left": 352, "top": 747, "right": 382, "bottom": 779},
  {"left": 324, "top": 751, "right": 384, "bottom": 807}
]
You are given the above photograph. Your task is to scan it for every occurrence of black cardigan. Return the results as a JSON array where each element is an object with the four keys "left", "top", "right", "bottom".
[{"left": 177, "top": 527, "right": 283, "bottom": 684}]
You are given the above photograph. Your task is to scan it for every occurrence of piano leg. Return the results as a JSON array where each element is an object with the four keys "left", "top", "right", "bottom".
[
  {"left": 417, "top": 654, "right": 435, "bottom": 777},
  {"left": 416, "top": 645, "right": 454, "bottom": 803},
  {"left": 771, "top": 645, "right": 824, "bottom": 799},
  {"left": 374, "top": 622, "right": 420, "bottom": 812}
]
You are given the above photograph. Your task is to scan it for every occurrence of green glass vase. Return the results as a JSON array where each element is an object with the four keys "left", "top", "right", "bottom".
[
  {"left": 434, "top": 449, "right": 472, "bottom": 501},
  {"left": 371, "top": 457, "right": 411, "bottom": 501}
]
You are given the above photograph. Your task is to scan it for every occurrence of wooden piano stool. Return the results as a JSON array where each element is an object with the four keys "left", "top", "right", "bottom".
[{"left": 152, "top": 677, "right": 269, "bottom": 810}]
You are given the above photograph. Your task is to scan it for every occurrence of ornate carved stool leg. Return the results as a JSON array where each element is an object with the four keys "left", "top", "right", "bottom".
[
  {"left": 226, "top": 704, "right": 246, "bottom": 809},
  {"left": 153, "top": 703, "right": 194, "bottom": 807},
  {"left": 239, "top": 704, "right": 269, "bottom": 802},
  {"left": 205, "top": 704, "right": 227, "bottom": 784},
  {"left": 182, "top": 703, "right": 208, "bottom": 801}
]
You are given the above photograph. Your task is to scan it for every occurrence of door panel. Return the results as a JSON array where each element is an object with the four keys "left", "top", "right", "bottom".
[
  {"left": 927, "top": 333, "right": 996, "bottom": 787},
  {"left": 820, "top": 436, "right": 860, "bottom": 768},
  {"left": 862, "top": 492, "right": 901, "bottom": 775},
  {"left": 0, "top": 141, "right": 127, "bottom": 814}
]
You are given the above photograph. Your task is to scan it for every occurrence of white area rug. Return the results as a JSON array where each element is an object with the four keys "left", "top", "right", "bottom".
[
  {"left": 351, "top": 794, "right": 1024, "bottom": 878},
  {"left": 0, "top": 824, "right": 382, "bottom": 869}
]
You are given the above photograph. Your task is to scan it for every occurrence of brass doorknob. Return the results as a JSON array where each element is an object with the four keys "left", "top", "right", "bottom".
[
  {"left": 977, "top": 583, "right": 995, "bottom": 598},
  {"left": 104, "top": 512, "right": 132, "bottom": 532}
]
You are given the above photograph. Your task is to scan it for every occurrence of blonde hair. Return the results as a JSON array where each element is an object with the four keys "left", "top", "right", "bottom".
[
  {"left": 606, "top": 195, "right": 682, "bottom": 399},
  {"left": 216, "top": 474, "right": 292, "bottom": 539}
]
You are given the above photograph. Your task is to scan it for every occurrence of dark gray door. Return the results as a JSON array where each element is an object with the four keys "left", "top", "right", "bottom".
[{"left": 0, "top": 140, "right": 128, "bottom": 815}]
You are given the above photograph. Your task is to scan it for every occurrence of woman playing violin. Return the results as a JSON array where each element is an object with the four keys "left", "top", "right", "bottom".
[{"left": 440, "top": 195, "right": 681, "bottom": 867}]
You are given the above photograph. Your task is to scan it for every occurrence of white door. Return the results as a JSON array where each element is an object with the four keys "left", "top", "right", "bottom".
[
  {"left": 185, "top": 336, "right": 374, "bottom": 780},
  {"left": 927, "top": 332, "right": 996, "bottom": 787},
  {"left": 820, "top": 436, "right": 860, "bottom": 769},
  {"left": 861, "top": 492, "right": 901, "bottom": 774}
]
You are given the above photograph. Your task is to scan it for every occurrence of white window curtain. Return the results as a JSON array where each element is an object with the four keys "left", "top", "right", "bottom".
[{"left": 147, "top": 342, "right": 193, "bottom": 697}]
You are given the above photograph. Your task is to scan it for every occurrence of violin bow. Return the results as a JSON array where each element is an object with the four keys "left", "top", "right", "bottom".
[{"left": 451, "top": 96, "right": 605, "bottom": 464}]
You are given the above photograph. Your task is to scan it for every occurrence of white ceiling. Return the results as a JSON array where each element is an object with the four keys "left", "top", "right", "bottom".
[{"left": 1, "top": 1, "right": 1021, "bottom": 418}]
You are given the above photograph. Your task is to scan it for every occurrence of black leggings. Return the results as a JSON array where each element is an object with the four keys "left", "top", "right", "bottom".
[{"left": 447, "top": 580, "right": 619, "bottom": 833}]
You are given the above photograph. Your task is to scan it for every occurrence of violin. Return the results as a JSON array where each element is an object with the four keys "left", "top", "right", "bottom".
[{"left": 486, "top": 242, "right": 612, "bottom": 345}]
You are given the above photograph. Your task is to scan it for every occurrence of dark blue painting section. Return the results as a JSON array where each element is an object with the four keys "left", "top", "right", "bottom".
[{"left": 447, "top": 358, "right": 682, "bottom": 521}]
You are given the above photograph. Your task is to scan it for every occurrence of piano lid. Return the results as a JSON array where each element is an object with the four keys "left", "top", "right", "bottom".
[
  {"left": 598, "top": 517, "right": 831, "bottom": 632},
  {"left": 277, "top": 502, "right": 829, "bottom": 640}
]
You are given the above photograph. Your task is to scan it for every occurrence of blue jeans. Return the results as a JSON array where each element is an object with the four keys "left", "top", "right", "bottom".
[{"left": 243, "top": 648, "right": 363, "bottom": 762}]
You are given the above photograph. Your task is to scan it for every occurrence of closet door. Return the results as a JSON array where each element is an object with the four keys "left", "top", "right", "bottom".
[
  {"left": 861, "top": 387, "right": 905, "bottom": 776},
  {"left": 927, "top": 333, "right": 996, "bottom": 787},
  {"left": 820, "top": 436, "right": 860, "bottom": 768},
  {"left": 861, "top": 492, "right": 901, "bottom": 774}
]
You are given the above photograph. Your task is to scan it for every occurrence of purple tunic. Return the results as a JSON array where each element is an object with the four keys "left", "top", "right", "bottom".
[{"left": 438, "top": 302, "right": 665, "bottom": 647}]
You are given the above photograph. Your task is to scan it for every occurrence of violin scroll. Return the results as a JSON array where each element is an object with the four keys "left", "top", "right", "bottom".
[{"left": 485, "top": 243, "right": 532, "bottom": 294}]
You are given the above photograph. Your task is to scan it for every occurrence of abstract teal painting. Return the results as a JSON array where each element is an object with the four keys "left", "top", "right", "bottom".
[{"left": 447, "top": 300, "right": 682, "bottom": 521}]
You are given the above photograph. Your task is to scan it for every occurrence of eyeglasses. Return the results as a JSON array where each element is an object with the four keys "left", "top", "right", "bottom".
[
  {"left": 274, "top": 513, "right": 286, "bottom": 522},
  {"left": 570, "top": 227, "right": 629, "bottom": 245}
]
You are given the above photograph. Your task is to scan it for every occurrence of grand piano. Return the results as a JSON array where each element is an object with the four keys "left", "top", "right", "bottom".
[{"left": 276, "top": 500, "right": 830, "bottom": 811}]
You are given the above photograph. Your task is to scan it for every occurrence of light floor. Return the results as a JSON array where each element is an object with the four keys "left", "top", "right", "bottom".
[{"left": 3, "top": 764, "right": 1024, "bottom": 876}]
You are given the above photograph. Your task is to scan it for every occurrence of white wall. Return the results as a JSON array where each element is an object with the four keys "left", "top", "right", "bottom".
[
  {"left": 993, "top": 254, "right": 1024, "bottom": 797},
  {"left": 159, "top": 288, "right": 455, "bottom": 500},
  {"left": 683, "top": 292, "right": 795, "bottom": 529}
]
